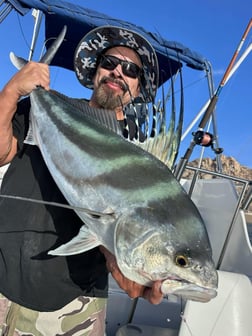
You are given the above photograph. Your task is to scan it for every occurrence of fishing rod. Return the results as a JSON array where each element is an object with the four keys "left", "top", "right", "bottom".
[
  {"left": 181, "top": 42, "right": 252, "bottom": 142},
  {"left": 174, "top": 18, "right": 252, "bottom": 180}
]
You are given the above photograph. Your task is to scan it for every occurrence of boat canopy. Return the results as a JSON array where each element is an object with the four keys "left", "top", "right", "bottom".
[{"left": 2, "top": 0, "right": 209, "bottom": 86}]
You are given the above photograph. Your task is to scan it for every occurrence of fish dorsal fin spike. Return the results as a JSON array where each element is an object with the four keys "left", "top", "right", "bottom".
[
  {"left": 131, "top": 102, "right": 173, "bottom": 167},
  {"left": 139, "top": 134, "right": 168, "bottom": 164},
  {"left": 122, "top": 101, "right": 150, "bottom": 142},
  {"left": 51, "top": 90, "right": 122, "bottom": 136}
]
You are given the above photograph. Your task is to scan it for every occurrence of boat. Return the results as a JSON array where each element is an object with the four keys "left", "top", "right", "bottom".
[{"left": 0, "top": 1, "right": 251, "bottom": 335}]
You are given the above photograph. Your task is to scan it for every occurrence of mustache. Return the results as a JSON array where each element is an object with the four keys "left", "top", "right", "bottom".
[{"left": 100, "top": 76, "right": 129, "bottom": 93}]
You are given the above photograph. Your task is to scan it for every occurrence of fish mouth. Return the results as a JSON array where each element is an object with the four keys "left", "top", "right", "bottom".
[{"left": 161, "top": 278, "right": 217, "bottom": 303}]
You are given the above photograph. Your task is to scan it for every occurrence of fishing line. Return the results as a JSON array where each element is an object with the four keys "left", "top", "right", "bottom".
[
  {"left": 16, "top": 12, "right": 31, "bottom": 53},
  {"left": 0, "top": 193, "right": 114, "bottom": 217}
]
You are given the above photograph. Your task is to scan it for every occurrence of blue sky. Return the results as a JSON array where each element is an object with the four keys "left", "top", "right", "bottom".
[{"left": 0, "top": 0, "right": 251, "bottom": 168}]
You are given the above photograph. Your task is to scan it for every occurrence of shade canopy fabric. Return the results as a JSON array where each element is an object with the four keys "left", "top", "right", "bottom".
[{"left": 5, "top": 0, "right": 209, "bottom": 86}]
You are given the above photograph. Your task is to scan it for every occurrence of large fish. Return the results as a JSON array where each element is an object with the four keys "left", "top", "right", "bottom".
[{"left": 9, "top": 26, "right": 218, "bottom": 302}]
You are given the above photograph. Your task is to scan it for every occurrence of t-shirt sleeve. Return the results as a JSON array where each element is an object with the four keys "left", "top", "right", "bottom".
[{"left": 12, "top": 97, "right": 31, "bottom": 150}]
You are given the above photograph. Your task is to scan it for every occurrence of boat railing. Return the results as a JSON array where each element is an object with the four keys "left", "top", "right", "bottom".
[
  {"left": 181, "top": 165, "right": 252, "bottom": 279},
  {"left": 184, "top": 164, "right": 251, "bottom": 210}
]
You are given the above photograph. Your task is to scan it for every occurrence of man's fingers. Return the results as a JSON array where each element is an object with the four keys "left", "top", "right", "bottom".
[{"left": 142, "top": 280, "right": 163, "bottom": 305}]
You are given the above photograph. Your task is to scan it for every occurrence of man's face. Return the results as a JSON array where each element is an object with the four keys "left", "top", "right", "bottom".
[{"left": 91, "top": 46, "right": 142, "bottom": 111}]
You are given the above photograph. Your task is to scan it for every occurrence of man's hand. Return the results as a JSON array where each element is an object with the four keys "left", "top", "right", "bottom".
[
  {"left": 100, "top": 246, "right": 163, "bottom": 305},
  {"left": 5, "top": 61, "right": 50, "bottom": 99}
]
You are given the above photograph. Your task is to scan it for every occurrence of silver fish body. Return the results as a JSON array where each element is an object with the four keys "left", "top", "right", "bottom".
[
  {"left": 29, "top": 88, "right": 218, "bottom": 302},
  {"left": 10, "top": 27, "right": 218, "bottom": 302}
]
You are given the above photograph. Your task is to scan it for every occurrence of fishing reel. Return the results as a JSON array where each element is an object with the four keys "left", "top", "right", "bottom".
[{"left": 192, "top": 130, "right": 223, "bottom": 154}]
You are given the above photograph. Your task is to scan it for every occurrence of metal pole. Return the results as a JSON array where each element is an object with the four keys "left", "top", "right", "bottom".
[
  {"left": 28, "top": 9, "right": 43, "bottom": 61},
  {"left": 175, "top": 19, "right": 252, "bottom": 179}
]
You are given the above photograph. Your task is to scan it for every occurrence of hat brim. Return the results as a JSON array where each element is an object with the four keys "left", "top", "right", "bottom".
[{"left": 74, "top": 25, "right": 159, "bottom": 102}]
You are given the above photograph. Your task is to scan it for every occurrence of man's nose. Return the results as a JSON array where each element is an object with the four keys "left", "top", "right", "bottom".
[{"left": 110, "top": 64, "right": 123, "bottom": 77}]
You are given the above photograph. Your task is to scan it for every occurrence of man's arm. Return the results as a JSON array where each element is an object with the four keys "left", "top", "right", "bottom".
[{"left": 0, "top": 61, "right": 50, "bottom": 166}]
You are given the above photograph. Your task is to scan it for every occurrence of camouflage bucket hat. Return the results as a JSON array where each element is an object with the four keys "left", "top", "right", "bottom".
[{"left": 74, "top": 25, "right": 159, "bottom": 102}]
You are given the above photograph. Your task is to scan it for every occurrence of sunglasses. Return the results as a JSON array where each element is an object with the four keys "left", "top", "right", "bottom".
[{"left": 99, "top": 54, "right": 142, "bottom": 79}]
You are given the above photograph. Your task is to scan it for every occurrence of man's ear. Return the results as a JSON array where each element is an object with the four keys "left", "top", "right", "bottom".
[
  {"left": 89, "top": 65, "right": 98, "bottom": 85},
  {"left": 91, "top": 71, "right": 96, "bottom": 84}
]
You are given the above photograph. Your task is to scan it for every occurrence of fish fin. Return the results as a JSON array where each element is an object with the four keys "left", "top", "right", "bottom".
[
  {"left": 48, "top": 225, "right": 100, "bottom": 256},
  {"left": 138, "top": 132, "right": 172, "bottom": 167},
  {"left": 127, "top": 71, "right": 184, "bottom": 170},
  {"left": 23, "top": 122, "right": 37, "bottom": 145},
  {"left": 9, "top": 52, "right": 28, "bottom": 70},
  {"left": 123, "top": 101, "right": 175, "bottom": 166}
]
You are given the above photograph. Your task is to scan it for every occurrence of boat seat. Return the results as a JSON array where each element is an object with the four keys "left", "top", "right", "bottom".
[
  {"left": 106, "top": 274, "right": 182, "bottom": 335},
  {"left": 219, "top": 210, "right": 252, "bottom": 278},
  {"left": 178, "top": 271, "right": 252, "bottom": 336},
  {"left": 115, "top": 271, "right": 252, "bottom": 336},
  {"left": 181, "top": 178, "right": 240, "bottom": 264},
  {"left": 181, "top": 178, "right": 252, "bottom": 278},
  {"left": 116, "top": 324, "right": 178, "bottom": 336}
]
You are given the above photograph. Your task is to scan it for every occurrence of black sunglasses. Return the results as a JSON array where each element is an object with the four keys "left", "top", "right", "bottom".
[{"left": 99, "top": 54, "right": 142, "bottom": 79}]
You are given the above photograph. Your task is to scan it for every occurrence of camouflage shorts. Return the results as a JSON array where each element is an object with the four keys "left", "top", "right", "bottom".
[{"left": 0, "top": 293, "right": 107, "bottom": 336}]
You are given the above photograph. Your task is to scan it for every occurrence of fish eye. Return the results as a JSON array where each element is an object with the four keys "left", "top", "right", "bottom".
[{"left": 175, "top": 254, "right": 189, "bottom": 268}]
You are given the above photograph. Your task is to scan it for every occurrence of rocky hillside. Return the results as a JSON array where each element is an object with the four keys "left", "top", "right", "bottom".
[{"left": 183, "top": 155, "right": 252, "bottom": 180}]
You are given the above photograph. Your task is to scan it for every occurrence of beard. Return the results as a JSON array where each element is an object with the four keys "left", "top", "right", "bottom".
[
  {"left": 93, "top": 77, "right": 129, "bottom": 110},
  {"left": 95, "top": 88, "right": 121, "bottom": 110}
]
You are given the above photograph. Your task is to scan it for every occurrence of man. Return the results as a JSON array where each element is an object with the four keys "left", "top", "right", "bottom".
[{"left": 0, "top": 26, "right": 162, "bottom": 335}]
